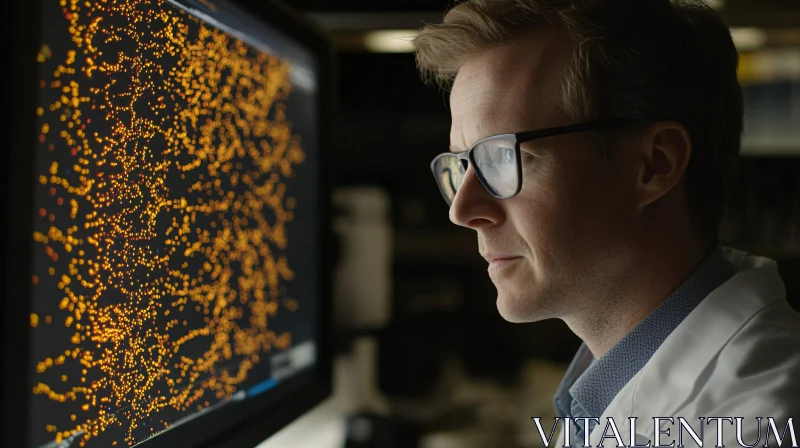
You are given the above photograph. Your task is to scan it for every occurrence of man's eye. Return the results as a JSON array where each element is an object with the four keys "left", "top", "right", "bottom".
[{"left": 503, "top": 148, "right": 514, "bottom": 163}]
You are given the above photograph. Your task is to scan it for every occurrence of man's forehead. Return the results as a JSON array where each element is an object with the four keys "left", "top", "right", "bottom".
[
  {"left": 448, "top": 90, "right": 524, "bottom": 151},
  {"left": 450, "top": 52, "right": 530, "bottom": 106},
  {"left": 449, "top": 83, "right": 528, "bottom": 152},
  {"left": 448, "top": 28, "right": 573, "bottom": 151}
]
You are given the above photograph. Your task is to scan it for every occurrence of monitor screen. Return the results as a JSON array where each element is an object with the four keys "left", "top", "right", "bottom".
[{"left": 22, "top": 0, "right": 330, "bottom": 446}]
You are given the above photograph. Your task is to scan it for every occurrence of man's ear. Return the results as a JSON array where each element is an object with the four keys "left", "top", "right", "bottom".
[{"left": 634, "top": 121, "right": 692, "bottom": 209}]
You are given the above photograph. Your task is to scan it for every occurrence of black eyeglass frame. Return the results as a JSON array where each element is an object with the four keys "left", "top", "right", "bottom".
[{"left": 430, "top": 118, "right": 628, "bottom": 205}]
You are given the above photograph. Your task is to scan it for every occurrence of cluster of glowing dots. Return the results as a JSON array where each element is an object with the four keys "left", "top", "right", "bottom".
[{"left": 31, "top": 0, "right": 305, "bottom": 445}]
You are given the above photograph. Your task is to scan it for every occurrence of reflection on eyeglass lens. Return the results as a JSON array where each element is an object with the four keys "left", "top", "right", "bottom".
[
  {"left": 440, "top": 168, "right": 455, "bottom": 198},
  {"left": 473, "top": 142, "right": 517, "bottom": 197}
]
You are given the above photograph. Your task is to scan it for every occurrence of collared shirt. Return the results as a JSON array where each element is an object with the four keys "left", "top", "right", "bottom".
[{"left": 552, "top": 247, "right": 737, "bottom": 443}]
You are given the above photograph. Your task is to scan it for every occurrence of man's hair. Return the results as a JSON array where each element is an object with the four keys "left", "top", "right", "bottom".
[{"left": 413, "top": 0, "right": 743, "bottom": 243}]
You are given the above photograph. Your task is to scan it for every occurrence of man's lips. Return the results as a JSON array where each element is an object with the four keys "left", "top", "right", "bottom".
[
  {"left": 482, "top": 253, "right": 522, "bottom": 263},
  {"left": 482, "top": 254, "right": 524, "bottom": 270}
]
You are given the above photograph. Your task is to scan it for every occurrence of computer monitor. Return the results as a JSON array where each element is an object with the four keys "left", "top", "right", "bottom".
[{"left": 4, "top": 0, "right": 333, "bottom": 446}]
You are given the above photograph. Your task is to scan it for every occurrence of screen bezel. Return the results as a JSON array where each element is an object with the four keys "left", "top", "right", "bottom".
[{"left": 3, "top": 0, "right": 335, "bottom": 446}]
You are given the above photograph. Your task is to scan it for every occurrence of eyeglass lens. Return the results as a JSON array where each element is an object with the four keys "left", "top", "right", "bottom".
[{"left": 434, "top": 135, "right": 518, "bottom": 204}]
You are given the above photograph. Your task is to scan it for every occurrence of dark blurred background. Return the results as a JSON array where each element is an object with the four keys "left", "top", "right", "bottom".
[{"left": 258, "top": 0, "right": 800, "bottom": 447}]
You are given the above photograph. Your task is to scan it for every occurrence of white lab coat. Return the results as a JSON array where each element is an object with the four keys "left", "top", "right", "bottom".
[{"left": 562, "top": 248, "right": 800, "bottom": 448}]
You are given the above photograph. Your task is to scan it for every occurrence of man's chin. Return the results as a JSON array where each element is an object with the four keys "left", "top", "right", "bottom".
[
  {"left": 497, "top": 293, "right": 531, "bottom": 323},
  {"left": 496, "top": 291, "right": 541, "bottom": 323}
]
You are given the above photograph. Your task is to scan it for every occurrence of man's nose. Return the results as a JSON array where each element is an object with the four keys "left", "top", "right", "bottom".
[{"left": 449, "top": 167, "right": 504, "bottom": 229}]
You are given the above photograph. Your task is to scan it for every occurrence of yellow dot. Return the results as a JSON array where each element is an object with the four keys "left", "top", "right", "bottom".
[
  {"left": 62, "top": 375, "right": 68, "bottom": 382},
  {"left": 30, "top": 313, "right": 39, "bottom": 327}
]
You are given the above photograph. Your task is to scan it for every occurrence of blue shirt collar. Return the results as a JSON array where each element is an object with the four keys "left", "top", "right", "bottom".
[{"left": 553, "top": 246, "right": 736, "bottom": 420}]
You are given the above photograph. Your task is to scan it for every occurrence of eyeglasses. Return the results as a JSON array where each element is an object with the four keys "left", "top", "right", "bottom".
[{"left": 430, "top": 118, "right": 627, "bottom": 206}]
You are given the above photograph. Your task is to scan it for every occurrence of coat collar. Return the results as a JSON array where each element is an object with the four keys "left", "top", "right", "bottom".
[{"left": 588, "top": 248, "right": 786, "bottom": 443}]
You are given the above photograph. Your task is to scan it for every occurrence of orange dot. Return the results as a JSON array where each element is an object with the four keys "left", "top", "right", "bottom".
[
  {"left": 57, "top": 197, "right": 64, "bottom": 206},
  {"left": 39, "top": 208, "right": 47, "bottom": 217},
  {"left": 32, "top": 276, "right": 39, "bottom": 285}
]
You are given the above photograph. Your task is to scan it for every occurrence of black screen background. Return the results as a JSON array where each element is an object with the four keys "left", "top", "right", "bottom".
[{"left": 27, "top": 1, "right": 320, "bottom": 446}]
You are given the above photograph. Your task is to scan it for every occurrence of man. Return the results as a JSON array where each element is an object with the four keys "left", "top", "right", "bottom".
[{"left": 413, "top": 0, "right": 800, "bottom": 446}]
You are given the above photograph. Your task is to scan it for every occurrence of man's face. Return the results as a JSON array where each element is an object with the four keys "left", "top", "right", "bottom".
[{"left": 448, "top": 28, "right": 638, "bottom": 323}]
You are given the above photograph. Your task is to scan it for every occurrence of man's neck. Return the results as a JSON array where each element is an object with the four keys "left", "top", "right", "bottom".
[{"left": 563, "top": 236, "right": 712, "bottom": 359}]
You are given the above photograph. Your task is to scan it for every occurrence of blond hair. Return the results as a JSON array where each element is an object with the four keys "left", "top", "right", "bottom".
[{"left": 413, "top": 0, "right": 595, "bottom": 120}]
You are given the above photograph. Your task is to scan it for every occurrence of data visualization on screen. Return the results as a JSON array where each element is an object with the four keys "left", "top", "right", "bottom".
[{"left": 28, "top": 0, "right": 321, "bottom": 446}]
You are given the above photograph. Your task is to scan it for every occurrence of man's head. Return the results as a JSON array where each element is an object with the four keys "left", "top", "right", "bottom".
[{"left": 413, "top": 0, "right": 742, "bottom": 323}]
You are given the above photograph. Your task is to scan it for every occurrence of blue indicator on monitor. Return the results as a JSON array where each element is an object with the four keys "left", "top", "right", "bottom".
[{"left": 247, "top": 378, "right": 280, "bottom": 397}]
